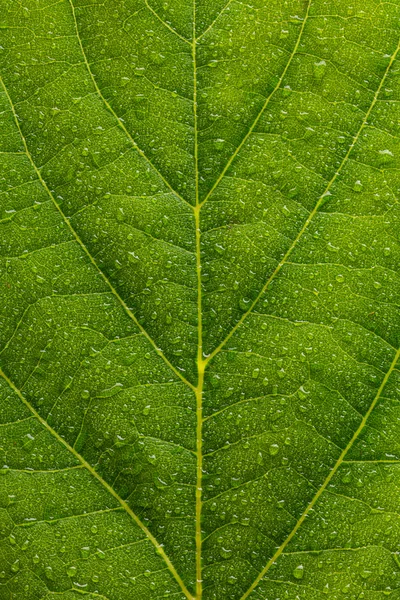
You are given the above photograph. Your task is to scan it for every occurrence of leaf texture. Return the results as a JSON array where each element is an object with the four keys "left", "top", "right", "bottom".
[{"left": 0, "top": 1, "right": 400, "bottom": 599}]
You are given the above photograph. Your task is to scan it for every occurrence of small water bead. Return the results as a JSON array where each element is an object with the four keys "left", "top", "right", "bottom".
[
  {"left": 80, "top": 546, "right": 90, "bottom": 559},
  {"left": 336, "top": 274, "right": 345, "bottom": 283},
  {"left": 293, "top": 564, "right": 304, "bottom": 579},
  {"left": 220, "top": 546, "right": 232, "bottom": 559},
  {"left": 378, "top": 149, "right": 394, "bottom": 166},
  {"left": 21, "top": 539, "right": 30, "bottom": 551},
  {"left": 11, "top": 560, "right": 20, "bottom": 573},
  {"left": 67, "top": 565, "right": 77, "bottom": 577},
  {"left": 269, "top": 443, "right": 279, "bottom": 456},
  {"left": 239, "top": 297, "right": 251, "bottom": 311},
  {"left": 252, "top": 368, "right": 260, "bottom": 379},
  {"left": 214, "top": 139, "right": 225, "bottom": 151},
  {"left": 360, "top": 568, "right": 372, "bottom": 579},
  {"left": 353, "top": 180, "right": 363, "bottom": 192},
  {"left": 313, "top": 60, "right": 327, "bottom": 81}
]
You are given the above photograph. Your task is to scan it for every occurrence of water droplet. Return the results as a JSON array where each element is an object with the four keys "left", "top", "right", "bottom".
[
  {"left": 293, "top": 564, "right": 304, "bottom": 579},
  {"left": 239, "top": 297, "right": 251, "bottom": 311},
  {"left": 66, "top": 565, "right": 77, "bottom": 577},
  {"left": 360, "top": 568, "right": 372, "bottom": 579},
  {"left": 269, "top": 443, "right": 279, "bottom": 456},
  {"left": 214, "top": 139, "right": 225, "bottom": 151},
  {"left": 80, "top": 546, "right": 90, "bottom": 559},
  {"left": 378, "top": 149, "right": 394, "bottom": 166},
  {"left": 21, "top": 539, "right": 30, "bottom": 551},
  {"left": 220, "top": 546, "right": 232, "bottom": 559},
  {"left": 11, "top": 560, "right": 20, "bottom": 573},
  {"left": 313, "top": 60, "right": 327, "bottom": 81},
  {"left": 353, "top": 180, "right": 363, "bottom": 192}
]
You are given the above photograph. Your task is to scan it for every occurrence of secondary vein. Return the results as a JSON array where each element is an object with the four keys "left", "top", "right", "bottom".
[
  {"left": 0, "top": 368, "right": 194, "bottom": 600},
  {"left": 0, "top": 77, "right": 195, "bottom": 394},
  {"left": 68, "top": 0, "right": 193, "bottom": 209},
  {"left": 205, "top": 37, "right": 400, "bottom": 367},
  {"left": 239, "top": 347, "right": 400, "bottom": 600},
  {"left": 198, "top": 0, "right": 313, "bottom": 208}
]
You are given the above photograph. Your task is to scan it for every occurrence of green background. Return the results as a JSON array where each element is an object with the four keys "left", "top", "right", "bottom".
[{"left": 0, "top": 0, "right": 400, "bottom": 598}]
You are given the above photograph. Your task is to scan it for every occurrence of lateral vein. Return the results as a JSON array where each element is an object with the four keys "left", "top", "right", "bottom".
[
  {"left": 0, "top": 368, "right": 194, "bottom": 600},
  {"left": 68, "top": 0, "right": 193, "bottom": 209},
  {"left": 239, "top": 347, "right": 400, "bottom": 600},
  {"left": 205, "top": 38, "right": 400, "bottom": 366},
  {"left": 199, "top": 0, "right": 312, "bottom": 207},
  {"left": 0, "top": 76, "right": 196, "bottom": 394}
]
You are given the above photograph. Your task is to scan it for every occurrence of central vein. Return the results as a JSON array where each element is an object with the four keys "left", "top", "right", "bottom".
[{"left": 192, "top": 3, "right": 204, "bottom": 598}]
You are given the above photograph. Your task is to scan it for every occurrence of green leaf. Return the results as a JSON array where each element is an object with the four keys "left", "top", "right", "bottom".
[{"left": 0, "top": 1, "right": 399, "bottom": 599}]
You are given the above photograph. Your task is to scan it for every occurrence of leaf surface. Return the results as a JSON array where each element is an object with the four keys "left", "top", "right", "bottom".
[{"left": 0, "top": 1, "right": 400, "bottom": 599}]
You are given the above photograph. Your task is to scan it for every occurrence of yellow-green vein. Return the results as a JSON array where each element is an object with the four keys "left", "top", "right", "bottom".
[
  {"left": 198, "top": 0, "right": 312, "bottom": 207},
  {"left": 204, "top": 38, "right": 400, "bottom": 366},
  {"left": 0, "top": 367, "right": 195, "bottom": 600},
  {"left": 0, "top": 77, "right": 196, "bottom": 393},
  {"left": 239, "top": 347, "right": 400, "bottom": 600},
  {"left": 68, "top": 0, "right": 193, "bottom": 210},
  {"left": 193, "top": 3, "right": 205, "bottom": 596}
]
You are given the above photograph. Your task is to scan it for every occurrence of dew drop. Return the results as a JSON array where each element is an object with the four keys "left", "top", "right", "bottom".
[
  {"left": 313, "top": 60, "right": 327, "bottom": 81},
  {"left": 293, "top": 564, "right": 304, "bottom": 579},
  {"left": 269, "top": 443, "right": 279, "bottom": 456}
]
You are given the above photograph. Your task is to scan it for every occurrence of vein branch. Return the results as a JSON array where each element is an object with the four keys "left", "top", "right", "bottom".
[
  {"left": 144, "top": 0, "right": 191, "bottom": 44},
  {"left": 0, "top": 76, "right": 196, "bottom": 394},
  {"left": 195, "top": 0, "right": 234, "bottom": 41},
  {"left": 0, "top": 368, "right": 194, "bottom": 600},
  {"left": 198, "top": 0, "right": 312, "bottom": 207},
  {"left": 239, "top": 347, "right": 400, "bottom": 600},
  {"left": 205, "top": 38, "right": 400, "bottom": 366},
  {"left": 68, "top": 0, "right": 193, "bottom": 209}
]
